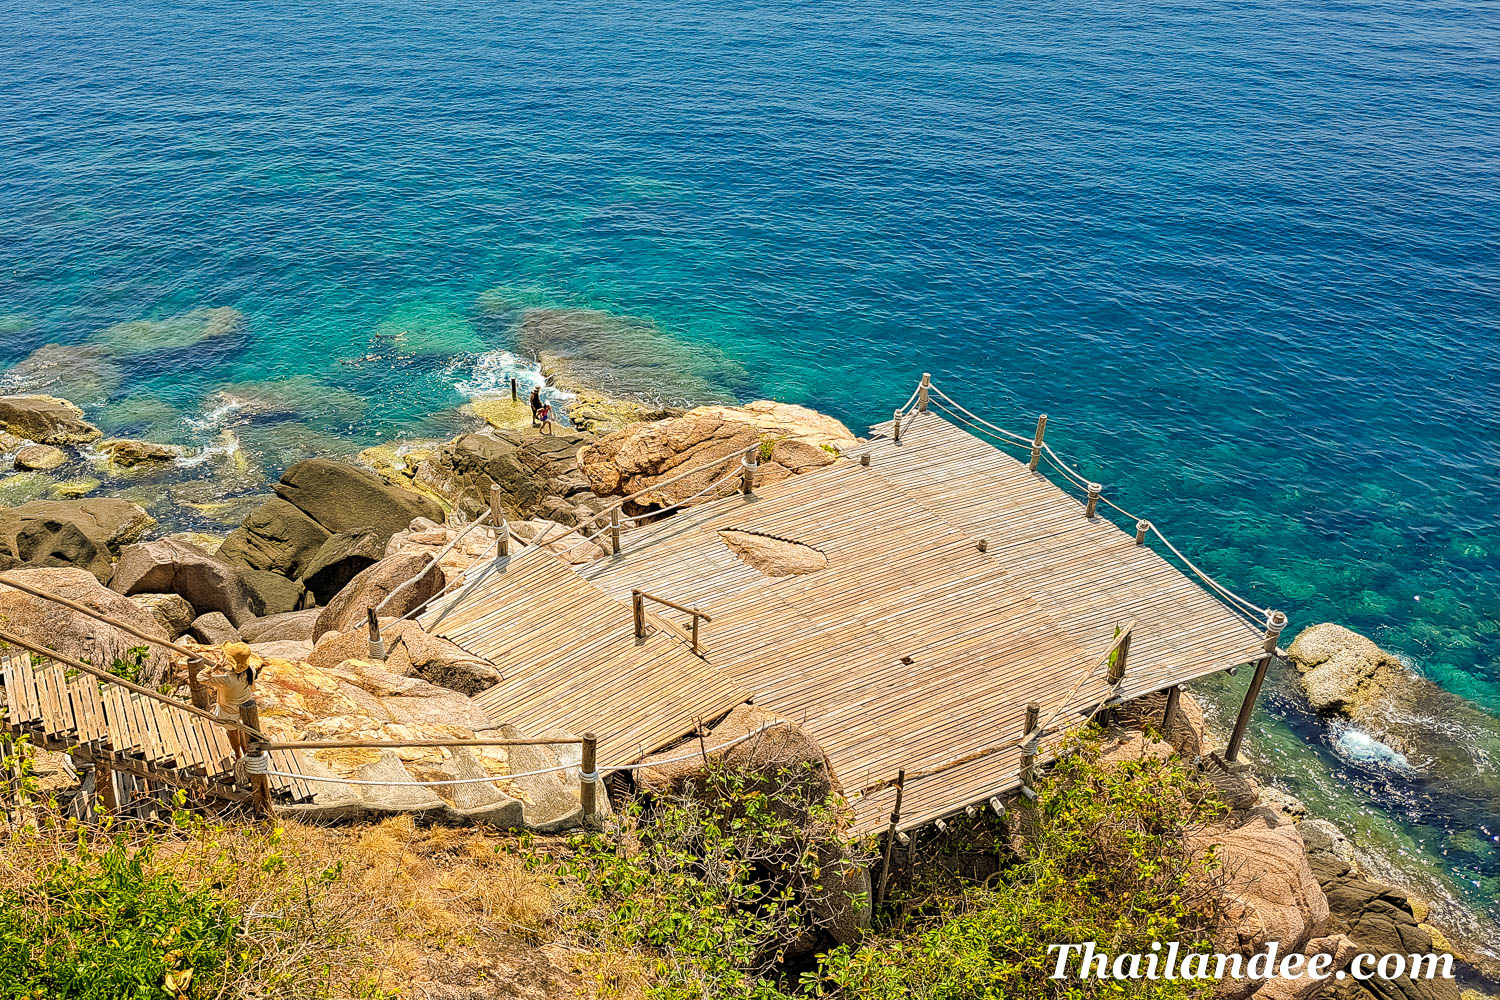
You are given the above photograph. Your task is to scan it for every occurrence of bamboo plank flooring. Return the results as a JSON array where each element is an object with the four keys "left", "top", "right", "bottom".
[{"left": 432, "top": 410, "right": 1266, "bottom": 834}]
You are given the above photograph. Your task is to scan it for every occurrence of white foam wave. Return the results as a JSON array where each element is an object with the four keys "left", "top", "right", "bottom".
[
  {"left": 449, "top": 350, "right": 574, "bottom": 403},
  {"left": 176, "top": 430, "right": 241, "bottom": 468},
  {"left": 1330, "top": 723, "right": 1412, "bottom": 771},
  {"left": 185, "top": 398, "right": 245, "bottom": 433}
]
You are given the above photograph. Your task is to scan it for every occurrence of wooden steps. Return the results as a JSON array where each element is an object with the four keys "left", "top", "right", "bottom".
[{"left": 0, "top": 649, "right": 312, "bottom": 808}]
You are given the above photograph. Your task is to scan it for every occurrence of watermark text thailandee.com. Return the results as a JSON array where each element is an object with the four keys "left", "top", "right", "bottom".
[{"left": 1047, "top": 941, "right": 1455, "bottom": 983}]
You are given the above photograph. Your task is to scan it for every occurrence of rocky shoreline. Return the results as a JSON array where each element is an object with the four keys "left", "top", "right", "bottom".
[{"left": 0, "top": 369, "right": 1496, "bottom": 992}]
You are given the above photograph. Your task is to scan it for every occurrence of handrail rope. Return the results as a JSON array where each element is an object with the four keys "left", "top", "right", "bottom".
[
  {"left": 899, "top": 382, "right": 922, "bottom": 414},
  {"left": 403, "top": 532, "right": 506, "bottom": 625},
  {"left": 374, "top": 506, "right": 494, "bottom": 614},
  {"left": 924, "top": 380, "right": 1273, "bottom": 623},
  {"left": 258, "top": 720, "right": 787, "bottom": 787},
  {"left": 1023, "top": 623, "right": 1133, "bottom": 753},
  {"left": 927, "top": 386, "right": 1033, "bottom": 445},
  {"left": 930, "top": 399, "right": 1033, "bottom": 450}
]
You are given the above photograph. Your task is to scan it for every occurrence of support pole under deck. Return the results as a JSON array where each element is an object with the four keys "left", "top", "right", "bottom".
[{"left": 1225, "top": 610, "right": 1287, "bottom": 763}]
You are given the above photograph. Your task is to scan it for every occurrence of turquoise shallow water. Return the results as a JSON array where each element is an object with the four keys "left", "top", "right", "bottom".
[{"left": 2, "top": 0, "right": 1497, "bottom": 940}]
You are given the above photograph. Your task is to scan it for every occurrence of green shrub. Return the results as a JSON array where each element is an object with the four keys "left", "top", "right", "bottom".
[
  {"left": 0, "top": 833, "right": 241, "bottom": 1000},
  {"left": 802, "top": 729, "right": 1227, "bottom": 1000}
]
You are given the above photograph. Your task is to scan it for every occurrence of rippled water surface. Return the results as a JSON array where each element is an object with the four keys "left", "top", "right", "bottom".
[{"left": 2, "top": 0, "right": 1497, "bottom": 938}]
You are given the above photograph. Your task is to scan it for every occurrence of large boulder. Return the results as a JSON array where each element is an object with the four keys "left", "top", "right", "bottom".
[
  {"left": 1193, "top": 815, "right": 1329, "bottom": 981},
  {"left": 274, "top": 458, "right": 443, "bottom": 541},
  {"left": 312, "top": 551, "right": 445, "bottom": 641},
  {"left": 0, "top": 567, "right": 174, "bottom": 684},
  {"left": 578, "top": 404, "right": 849, "bottom": 512},
  {"left": 306, "top": 618, "right": 501, "bottom": 695},
  {"left": 128, "top": 592, "right": 196, "bottom": 637},
  {"left": 239, "top": 608, "right": 321, "bottom": 644},
  {"left": 0, "top": 498, "right": 155, "bottom": 580},
  {"left": 217, "top": 497, "right": 331, "bottom": 578},
  {"left": 416, "top": 426, "right": 604, "bottom": 525},
  {"left": 1286, "top": 624, "right": 1405, "bottom": 719},
  {"left": 109, "top": 538, "right": 262, "bottom": 626},
  {"left": 298, "top": 529, "right": 386, "bottom": 605},
  {"left": 1312, "top": 855, "right": 1462, "bottom": 1000},
  {"left": 0, "top": 344, "right": 123, "bottom": 407},
  {"left": 14, "top": 444, "right": 66, "bottom": 471},
  {"left": 241, "top": 569, "right": 311, "bottom": 617},
  {"left": 0, "top": 395, "right": 102, "bottom": 445}
]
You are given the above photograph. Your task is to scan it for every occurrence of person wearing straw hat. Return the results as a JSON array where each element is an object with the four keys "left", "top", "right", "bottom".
[{"left": 203, "top": 641, "right": 260, "bottom": 758}]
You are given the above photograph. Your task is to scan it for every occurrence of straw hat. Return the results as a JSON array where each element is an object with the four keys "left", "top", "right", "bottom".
[{"left": 223, "top": 641, "right": 262, "bottom": 673}]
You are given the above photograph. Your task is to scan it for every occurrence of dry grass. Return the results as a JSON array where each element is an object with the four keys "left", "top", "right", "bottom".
[{"left": 0, "top": 805, "right": 601, "bottom": 1000}]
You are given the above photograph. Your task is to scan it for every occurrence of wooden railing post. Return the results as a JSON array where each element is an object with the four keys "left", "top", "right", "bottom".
[
  {"left": 510, "top": 377, "right": 518, "bottom": 402},
  {"left": 186, "top": 656, "right": 210, "bottom": 711},
  {"left": 490, "top": 483, "right": 510, "bottom": 557},
  {"left": 1135, "top": 520, "right": 1151, "bottom": 545},
  {"left": 580, "top": 732, "right": 598, "bottom": 825},
  {"left": 366, "top": 608, "right": 386, "bottom": 661},
  {"left": 1108, "top": 628, "right": 1130, "bottom": 684},
  {"left": 238, "top": 700, "right": 273, "bottom": 819},
  {"left": 892, "top": 409, "right": 903, "bottom": 443},
  {"left": 1024, "top": 701, "right": 1040, "bottom": 739},
  {"left": 1225, "top": 611, "right": 1286, "bottom": 763},
  {"left": 740, "top": 451, "right": 758, "bottom": 495},
  {"left": 609, "top": 506, "right": 621, "bottom": 555},
  {"left": 1028, "top": 414, "right": 1047, "bottom": 471},
  {"left": 1085, "top": 482, "right": 1101, "bottom": 519},
  {"left": 917, "top": 373, "right": 931, "bottom": 412},
  {"left": 690, "top": 614, "right": 701, "bottom": 654},
  {"left": 631, "top": 590, "right": 645, "bottom": 639},
  {"left": 875, "top": 768, "right": 906, "bottom": 906}
]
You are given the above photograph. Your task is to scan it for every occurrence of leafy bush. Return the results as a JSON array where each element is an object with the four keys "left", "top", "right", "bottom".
[
  {"left": 531, "top": 760, "right": 870, "bottom": 1000},
  {"left": 0, "top": 834, "right": 241, "bottom": 999},
  {"left": 802, "top": 728, "right": 1227, "bottom": 1000}
]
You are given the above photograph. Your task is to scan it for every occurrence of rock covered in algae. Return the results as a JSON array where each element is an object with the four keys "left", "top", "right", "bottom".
[{"left": 90, "top": 306, "right": 244, "bottom": 354}]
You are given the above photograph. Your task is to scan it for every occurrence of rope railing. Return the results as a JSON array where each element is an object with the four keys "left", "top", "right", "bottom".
[
  {"left": 902, "top": 376, "right": 1274, "bottom": 627},
  {"left": 374, "top": 505, "right": 495, "bottom": 615},
  {"left": 257, "top": 719, "right": 787, "bottom": 787}
]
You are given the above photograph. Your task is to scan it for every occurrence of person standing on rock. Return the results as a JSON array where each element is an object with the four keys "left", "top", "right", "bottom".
[
  {"left": 537, "top": 400, "right": 553, "bottom": 435},
  {"left": 529, "top": 387, "right": 543, "bottom": 427},
  {"left": 203, "top": 642, "right": 259, "bottom": 758}
]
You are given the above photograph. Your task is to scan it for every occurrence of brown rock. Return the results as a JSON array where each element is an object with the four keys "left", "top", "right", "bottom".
[
  {"left": 0, "top": 395, "right": 102, "bottom": 445},
  {"left": 416, "top": 426, "right": 602, "bottom": 524},
  {"left": 241, "top": 569, "right": 311, "bottom": 617},
  {"left": 96, "top": 438, "right": 187, "bottom": 467},
  {"left": 307, "top": 619, "right": 501, "bottom": 696},
  {"left": 188, "top": 611, "right": 240, "bottom": 645},
  {"left": 128, "top": 592, "right": 196, "bottom": 637},
  {"left": 217, "top": 497, "right": 332, "bottom": 578},
  {"left": 14, "top": 444, "right": 66, "bottom": 471},
  {"left": 508, "top": 519, "right": 610, "bottom": 564},
  {"left": 239, "top": 608, "right": 321, "bottom": 644},
  {"left": 718, "top": 528, "right": 827, "bottom": 576},
  {"left": 1286, "top": 623, "right": 1405, "bottom": 719},
  {"left": 110, "top": 537, "right": 262, "bottom": 626},
  {"left": 274, "top": 458, "right": 443, "bottom": 540},
  {"left": 312, "top": 551, "right": 445, "bottom": 640},
  {"left": 0, "top": 498, "right": 155, "bottom": 580},
  {"left": 1195, "top": 815, "right": 1329, "bottom": 965},
  {"left": 687, "top": 400, "right": 858, "bottom": 452},
  {"left": 0, "top": 567, "right": 173, "bottom": 684}
]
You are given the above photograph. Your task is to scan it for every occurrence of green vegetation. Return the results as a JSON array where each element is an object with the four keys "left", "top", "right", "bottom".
[{"left": 0, "top": 728, "right": 1227, "bottom": 1000}]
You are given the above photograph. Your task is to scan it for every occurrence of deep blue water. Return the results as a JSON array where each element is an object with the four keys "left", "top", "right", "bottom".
[{"left": 2, "top": 0, "right": 1497, "bottom": 940}]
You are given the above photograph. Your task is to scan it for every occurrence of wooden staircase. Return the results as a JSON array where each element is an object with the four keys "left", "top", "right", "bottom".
[{"left": 0, "top": 649, "right": 313, "bottom": 812}]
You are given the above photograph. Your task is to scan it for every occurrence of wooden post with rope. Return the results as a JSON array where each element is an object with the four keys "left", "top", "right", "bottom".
[
  {"left": 875, "top": 768, "right": 906, "bottom": 907},
  {"left": 1028, "top": 414, "right": 1047, "bottom": 471},
  {"left": 1135, "top": 520, "right": 1151, "bottom": 545},
  {"left": 366, "top": 608, "right": 385, "bottom": 661},
  {"left": 238, "top": 700, "right": 273, "bottom": 819},
  {"left": 490, "top": 484, "right": 509, "bottom": 557},
  {"left": 631, "top": 590, "right": 646, "bottom": 640},
  {"left": 1226, "top": 610, "right": 1287, "bottom": 763},
  {"left": 892, "top": 409, "right": 903, "bottom": 444},
  {"left": 741, "top": 451, "right": 758, "bottom": 495},
  {"left": 1085, "top": 482, "right": 1101, "bottom": 519},
  {"left": 609, "top": 507, "right": 621, "bottom": 555},
  {"left": 580, "top": 732, "right": 598, "bottom": 825},
  {"left": 917, "top": 373, "right": 931, "bottom": 412}
]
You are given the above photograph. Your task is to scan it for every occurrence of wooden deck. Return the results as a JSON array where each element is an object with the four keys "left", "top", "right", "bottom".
[
  {"left": 443, "top": 410, "right": 1266, "bottom": 834},
  {"left": 421, "top": 549, "right": 751, "bottom": 764}
]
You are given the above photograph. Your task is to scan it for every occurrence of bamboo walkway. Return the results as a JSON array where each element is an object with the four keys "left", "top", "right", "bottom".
[
  {"left": 0, "top": 648, "right": 315, "bottom": 808},
  {"left": 435, "top": 399, "right": 1269, "bottom": 835}
]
